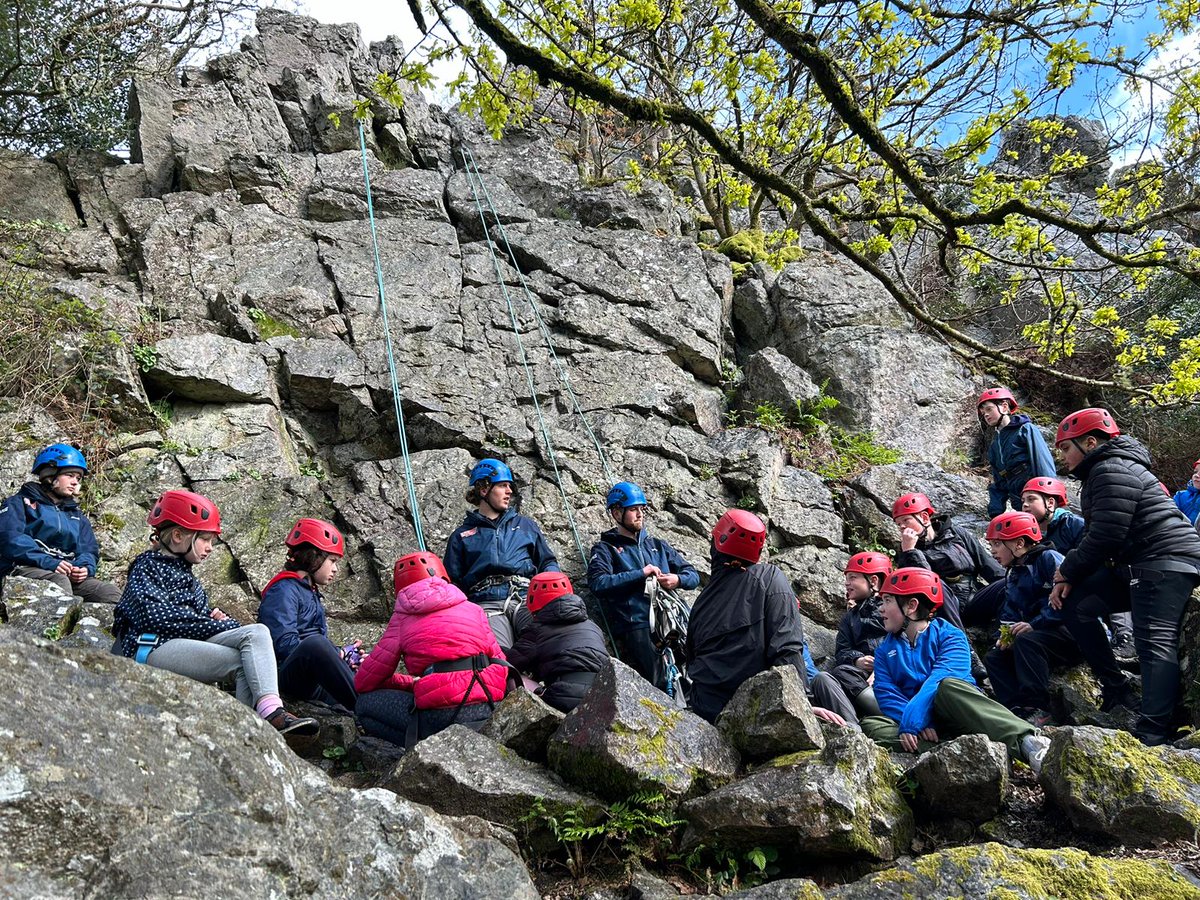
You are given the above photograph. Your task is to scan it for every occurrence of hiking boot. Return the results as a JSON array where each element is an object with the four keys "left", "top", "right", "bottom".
[
  {"left": 1020, "top": 734, "right": 1051, "bottom": 777},
  {"left": 1100, "top": 682, "right": 1139, "bottom": 713},
  {"left": 1111, "top": 632, "right": 1138, "bottom": 663},
  {"left": 266, "top": 708, "right": 320, "bottom": 737},
  {"left": 1025, "top": 708, "right": 1056, "bottom": 728}
]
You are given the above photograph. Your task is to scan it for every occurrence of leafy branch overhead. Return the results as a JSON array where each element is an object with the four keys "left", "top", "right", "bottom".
[{"left": 392, "top": 0, "right": 1200, "bottom": 403}]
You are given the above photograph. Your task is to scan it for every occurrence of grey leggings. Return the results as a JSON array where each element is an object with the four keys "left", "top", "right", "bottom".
[{"left": 147, "top": 624, "right": 280, "bottom": 709}]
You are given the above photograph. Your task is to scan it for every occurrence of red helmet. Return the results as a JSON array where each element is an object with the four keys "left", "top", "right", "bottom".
[
  {"left": 393, "top": 551, "right": 449, "bottom": 594},
  {"left": 845, "top": 552, "right": 892, "bottom": 579},
  {"left": 527, "top": 572, "right": 573, "bottom": 613},
  {"left": 892, "top": 493, "right": 935, "bottom": 520},
  {"left": 712, "top": 509, "right": 766, "bottom": 563},
  {"left": 1055, "top": 407, "right": 1120, "bottom": 445},
  {"left": 1021, "top": 477, "right": 1068, "bottom": 508},
  {"left": 286, "top": 518, "right": 344, "bottom": 557},
  {"left": 986, "top": 511, "right": 1042, "bottom": 543},
  {"left": 147, "top": 489, "right": 221, "bottom": 533},
  {"left": 977, "top": 387, "right": 1017, "bottom": 412},
  {"left": 882, "top": 567, "right": 944, "bottom": 611}
]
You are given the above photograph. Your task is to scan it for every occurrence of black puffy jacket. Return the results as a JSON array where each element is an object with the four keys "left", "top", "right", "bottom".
[
  {"left": 1060, "top": 435, "right": 1200, "bottom": 583},
  {"left": 833, "top": 594, "right": 889, "bottom": 667},
  {"left": 507, "top": 593, "right": 609, "bottom": 713},
  {"left": 894, "top": 514, "right": 1005, "bottom": 607}
]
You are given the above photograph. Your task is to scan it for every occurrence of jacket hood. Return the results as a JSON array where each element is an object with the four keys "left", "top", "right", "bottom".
[
  {"left": 599, "top": 527, "right": 649, "bottom": 547},
  {"left": 1001, "top": 413, "right": 1034, "bottom": 430},
  {"left": 19, "top": 481, "right": 79, "bottom": 510},
  {"left": 532, "top": 592, "right": 590, "bottom": 624},
  {"left": 394, "top": 576, "right": 468, "bottom": 614},
  {"left": 1074, "top": 435, "right": 1152, "bottom": 480},
  {"left": 462, "top": 507, "right": 517, "bottom": 530}
]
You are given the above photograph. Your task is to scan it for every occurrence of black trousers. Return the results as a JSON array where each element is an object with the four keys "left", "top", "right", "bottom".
[
  {"left": 984, "top": 625, "right": 1080, "bottom": 713},
  {"left": 614, "top": 627, "right": 664, "bottom": 689},
  {"left": 355, "top": 689, "right": 492, "bottom": 746},
  {"left": 809, "top": 670, "right": 860, "bottom": 730},
  {"left": 278, "top": 634, "right": 358, "bottom": 711}
]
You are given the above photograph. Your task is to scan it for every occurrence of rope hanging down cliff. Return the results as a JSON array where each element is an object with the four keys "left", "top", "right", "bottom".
[{"left": 358, "top": 122, "right": 428, "bottom": 552}]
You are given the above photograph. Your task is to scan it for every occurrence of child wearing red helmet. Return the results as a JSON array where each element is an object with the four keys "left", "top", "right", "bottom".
[
  {"left": 982, "top": 512, "right": 1080, "bottom": 727},
  {"left": 861, "top": 567, "right": 1050, "bottom": 773},
  {"left": 112, "top": 490, "right": 318, "bottom": 736},
  {"left": 976, "top": 386, "right": 1057, "bottom": 518},
  {"left": 506, "top": 573, "right": 608, "bottom": 713},
  {"left": 257, "top": 518, "right": 361, "bottom": 712}
]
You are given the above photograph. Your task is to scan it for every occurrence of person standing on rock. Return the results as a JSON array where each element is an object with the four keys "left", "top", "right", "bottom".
[
  {"left": 112, "top": 489, "right": 319, "bottom": 736},
  {"left": 355, "top": 551, "right": 510, "bottom": 747},
  {"left": 977, "top": 386, "right": 1057, "bottom": 518},
  {"left": 684, "top": 509, "right": 853, "bottom": 729},
  {"left": 829, "top": 552, "right": 893, "bottom": 717},
  {"left": 444, "top": 459, "right": 560, "bottom": 652},
  {"left": 1021, "top": 476, "right": 1135, "bottom": 662},
  {"left": 587, "top": 481, "right": 699, "bottom": 688},
  {"left": 1049, "top": 408, "right": 1200, "bottom": 746},
  {"left": 0, "top": 444, "right": 120, "bottom": 604},
  {"left": 258, "top": 518, "right": 360, "bottom": 712},
  {"left": 860, "top": 567, "right": 1050, "bottom": 773}
]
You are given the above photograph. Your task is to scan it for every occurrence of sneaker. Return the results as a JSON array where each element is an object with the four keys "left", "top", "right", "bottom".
[
  {"left": 1025, "top": 708, "right": 1055, "bottom": 728},
  {"left": 1020, "top": 734, "right": 1051, "bottom": 777},
  {"left": 1111, "top": 633, "right": 1138, "bottom": 663},
  {"left": 265, "top": 708, "right": 320, "bottom": 737}
]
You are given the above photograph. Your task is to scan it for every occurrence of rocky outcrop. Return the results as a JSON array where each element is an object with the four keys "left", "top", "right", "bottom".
[
  {"left": 547, "top": 658, "right": 740, "bottom": 803},
  {"left": 999, "top": 116, "right": 1112, "bottom": 192},
  {"left": 716, "top": 666, "right": 825, "bottom": 760},
  {"left": 0, "top": 629, "right": 537, "bottom": 898},
  {"left": 481, "top": 690, "right": 566, "bottom": 763},
  {"left": 907, "top": 734, "right": 1009, "bottom": 823}
]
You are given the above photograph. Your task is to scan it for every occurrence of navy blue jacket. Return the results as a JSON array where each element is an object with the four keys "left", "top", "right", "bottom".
[
  {"left": 834, "top": 594, "right": 889, "bottom": 667},
  {"left": 995, "top": 545, "right": 1064, "bottom": 638},
  {"left": 113, "top": 549, "right": 241, "bottom": 657},
  {"left": 0, "top": 482, "right": 101, "bottom": 578},
  {"left": 587, "top": 528, "right": 699, "bottom": 635},
  {"left": 258, "top": 571, "right": 330, "bottom": 662},
  {"left": 987, "top": 415, "right": 1057, "bottom": 517},
  {"left": 444, "top": 508, "right": 560, "bottom": 605},
  {"left": 1044, "top": 509, "right": 1085, "bottom": 555},
  {"left": 1175, "top": 484, "right": 1200, "bottom": 525},
  {"left": 874, "top": 618, "right": 974, "bottom": 736}
]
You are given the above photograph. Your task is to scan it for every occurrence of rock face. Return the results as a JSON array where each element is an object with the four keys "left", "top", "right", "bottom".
[
  {"left": 547, "top": 658, "right": 741, "bottom": 803},
  {"left": 716, "top": 666, "right": 825, "bottom": 760},
  {"left": 1000, "top": 116, "right": 1112, "bottom": 192},
  {"left": 0, "top": 630, "right": 538, "bottom": 898},
  {"left": 817, "top": 843, "right": 1200, "bottom": 900},
  {"left": 680, "top": 731, "right": 913, "bottom": 863},
  {"left": 1040, "top": 725, "right": 1200, "bottom": 845},
  {"left": 384, "top": 725, "right": 606, "bottom": 835},
  {"left": 908, "top": 734, "right": 1009, "bottom": 823}
]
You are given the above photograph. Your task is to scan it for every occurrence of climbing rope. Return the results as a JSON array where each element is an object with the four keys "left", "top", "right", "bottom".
[
  {"left": 460, "top": 144, "right": 615, "bottom": 487},
  {"left": 458, "top": 145, "right": 617, "bottom": 650},
  {"left": 359, "top": 122, "right": 427, "bottom": 551}
]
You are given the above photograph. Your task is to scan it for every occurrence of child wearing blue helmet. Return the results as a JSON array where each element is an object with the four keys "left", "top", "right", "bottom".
[
  {"left": 444, "top": 458, "right": 560, "bottom": 651},
  {"left": 0, "top": 444, "right": 120, "bottom": 603}
]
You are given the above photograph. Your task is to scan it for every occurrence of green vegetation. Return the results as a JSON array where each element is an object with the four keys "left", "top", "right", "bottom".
[
  {"left": 247, "top": 306, "right": 301, "bottom": 340},
  {"left": 678, "top": 843, "right": 786, "bottom": 893}
]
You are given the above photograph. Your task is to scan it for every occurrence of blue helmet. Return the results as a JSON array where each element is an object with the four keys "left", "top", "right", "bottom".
[
  {"left": 32, "top": 443, "right": 88, "bottom": 476},
  {"left": 607, "top": 481, "right": 647, "bottom": 508},
  {"left": 469, "top": 458, "right": 514, "bottom": 486}
]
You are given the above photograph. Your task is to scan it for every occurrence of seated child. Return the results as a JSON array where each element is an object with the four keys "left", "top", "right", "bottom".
[
  {"left": 0, "top": 444, "right": 120, "bottom": 603},
  {"left": 112, "top": 489, "right": 318, "bottom": 735},
  {"left": 1174, "top": 459, "right": 1200, "bottom": 525},
  {"left": 355, "top": 551, "right": 509, "bottom": 747},
  {"left": 860, "top": 567, "right": 1050, "bottom": 773},
  {"left": 982, "top": 512, "right": 1080, "bottom": 727},
  {"left": 258, "top": 518, "right": 360, "bottom": 712},
  {"left": 977, "top": 387, "right": 1057, "bottom": 517},
  {"left": 507, "top": 572, "right": 608, "bottom": 712},
  {"left": 829, "top": 552, "right": 892, "bottom": 717}
]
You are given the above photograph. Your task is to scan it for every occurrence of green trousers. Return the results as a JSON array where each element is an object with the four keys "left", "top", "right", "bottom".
[{"left": 861, "top": 677, "right": 1035, "bottom": 759}]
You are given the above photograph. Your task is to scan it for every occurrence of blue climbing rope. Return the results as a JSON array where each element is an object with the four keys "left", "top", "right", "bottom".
[{"left": 359, "top": 122, "right": 427, "bottom": 552}]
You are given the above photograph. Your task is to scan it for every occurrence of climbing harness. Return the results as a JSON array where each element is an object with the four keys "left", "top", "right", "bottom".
[
  {"left": 134, "top": 632, "right": 159, "bottom": 664},
  {"left": 644, "top": 576, "right": 691, "bottom": 706},
  {"left": 358, "top": 122, "right": 427, "bottom": 552}
]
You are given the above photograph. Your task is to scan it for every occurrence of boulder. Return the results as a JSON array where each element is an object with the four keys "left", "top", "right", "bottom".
[
  {"left": 280, "top": 338, "right": 365, "bottom": 410},
  {"left": 0, "top": 150, "right": 80, "bottom": 225},
  {"left": 384, "top": 725, "right": 606, "bottom": 838},
  {"left": 164, "top": 402, "right": 300, "bottom": 483},
  {"left": 908, "top": 734, "right": 1009, "bottom": 823},
  {"left": 773, "top": 545, "right": 852, "bottom": 628},
  {"left": 1040, "top": 725, "right": 1200, "bottom": 845},
  {"left": 145, "top": 335, "right": 273, "bottom": 403},
  {"left": 716, "top": 666, "right": 825, "bottom": 760},
  {"left": 0, "top": 630, "right": 538, "bottom": 898},
  {"left": 481, "top": 690, "right": 566, "bottom": 763},
  {"left": 766, "top": 467, "right": 844, "bottom": 549},
  {"left": 547, "top": 658, "right": 740, "bottom": 803},
  {"left": 820, "top": 843, "right": 1200, "bottom": 899},
  {"left": 743, "top": 346, "right": 821, "bottom": 413},
  {"left": 1, "top": 576, "right": 79, "bottom": 638},
  {"left": 680, "top": 731, "right": 913, "bottom": 862}
]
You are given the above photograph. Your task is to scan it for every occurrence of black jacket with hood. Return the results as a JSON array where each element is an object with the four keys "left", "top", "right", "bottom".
[{"left": 507, "top": 592, "right": 609, "bottom": 713}]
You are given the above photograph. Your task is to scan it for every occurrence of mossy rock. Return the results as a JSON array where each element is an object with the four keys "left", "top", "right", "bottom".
[{"left": 1041, "top": 725, "right": 1200, "bottom": 845}]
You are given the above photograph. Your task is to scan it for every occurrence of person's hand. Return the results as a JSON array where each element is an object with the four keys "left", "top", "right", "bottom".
[
  {"left": 899, "top": 527, "right": 921, "bottom": 553},
  {"left": 54, "top": 560, "right": 74, "bottom": 576},
  {"left": 812, "top": 707, "right": 847, "bottom": 728},
  {"left": 1010, "top": 621, "right": 1033, "bottom": 637},
  {"left": 210, "top": 608, "right": 229, "bottom": 621},
  {"left": 899, "top": 732, "right": 920, "bottom": 753},
  {"left": 1049, "top": 577, "right": 1071, "bottom": 610},
  {"left": 68, "top": 566, "right": 88, "bottom": 584},
  {"left": 656, "top": 573, "right": 680, "bottom": 590},
  {"left": 855, "top": 655, "right": 874, "bottom": 673},
  {"left": 919, "top": 726, "right": 940, "bottom": 744},
  {"left": 642, "top": 565, "right": 662, "bottom": 577}
]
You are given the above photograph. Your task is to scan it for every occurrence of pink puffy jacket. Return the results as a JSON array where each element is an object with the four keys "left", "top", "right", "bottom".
[{"left": 354, "top": 576, "right": 509, "bottom": 710}]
